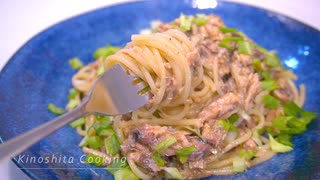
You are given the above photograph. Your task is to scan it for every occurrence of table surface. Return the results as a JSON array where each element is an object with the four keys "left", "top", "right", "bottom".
[{"left": 0, "top": 0, "right": 319, "bottom": 179}]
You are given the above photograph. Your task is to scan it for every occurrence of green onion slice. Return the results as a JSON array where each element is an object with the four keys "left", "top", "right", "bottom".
[
  {"left": 262, "top": 95, "right": 280, "bottom": 109},
  {"left": 154, "top": 137, "right": 177, "bottom": 153},
  {"left": 68, "top": 88, "right": 80, "bottom": 100},
  {"left": 66, "top": 98, "right": 80, "bottom": 110},
  {"left": 233, "top": 156, "right": 246, "bottom": 173},
  {"left": 219, "top": 36, "right": 243, "bottom": 50},
  {"left": 217, "top": 120, "right": 237, "bottom": 131},
  {"left": 265, "top": 54, "right": 281, "bottom": 67},
  {"left": 193, "top": 14, "right": 208, "bottom": 26},
  {"left": 219, "top": 26, "right": 237, "bottom": 33},
  {"left": 105, "top": 134, "right": 121, "bottom": 156},
  {"left": 179, "top": 13, "right": 193, "bottom": 32},
  {"left": 86, "top": 136, "right": 103, "bottom": 149},
  {"left": 93, "top": 45, "right": 120, "bottom": 59},
  {"left": 261, "top": 80, "right": 279, "bottom": 91},
  {"left": 114, "top": 167, "right": 139, "bottom": 180},
  {"left": 228, "top": 114, "right": 239, "bottom": 124},
  {"left": 237, "top": 41, "right": 252, "bottom": 55},
  {"left": 48, "top": 103, "right": 65, "bottom": 115},
  {"left": 97, "top": 65, "right": 105, "bottom": 76},
  {"left": 152, "top": 153, "right": 165, "bottom": 167},
  {"left": 69, "top": 117, "right": 85, "bottom": 128},
  {"left": 106, "top": 158, "right": 128, "bottom": 175},
  {"left": 252, "top": 58, "right": 263, "bottom": 72},
  {"left": 69, "top": 57, "right": 84, "bottom": 70},
  {"left": 175, "top": 145, "right": 196, "bottom": 163},
  {"left": 283, "top": 102, "right": 303, "bottom": 116},
  {"left": 268, "top": 134, "right": 293, "bottom": 152},
  {"left": 163, "top": 167, "right": 183, "bottom": 180},
  {"left": 84, "top": 153, "right": 104, "bottom": 166},
  {"left": 239, "top": 149, "right": 256, "bottom": 161},
  {"left": 275, "top": 134, "right": 293, "bottom": 147},
  {"left": 99, "top": 129, "right": 115, "bottom": 136}
]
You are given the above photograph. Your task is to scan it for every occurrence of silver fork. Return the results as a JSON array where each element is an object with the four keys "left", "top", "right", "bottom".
[{"left": 0, "top": 64, "right": 148, "bottom": 161}]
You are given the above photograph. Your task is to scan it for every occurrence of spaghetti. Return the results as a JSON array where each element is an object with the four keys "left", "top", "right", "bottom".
[{"left": 68, "top": 14, "right": 316, "bottom": 179}]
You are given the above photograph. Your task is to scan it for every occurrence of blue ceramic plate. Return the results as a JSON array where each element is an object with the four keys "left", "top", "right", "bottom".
[{"left": 0, "top": 0, "right": 319, "bottom": 179}]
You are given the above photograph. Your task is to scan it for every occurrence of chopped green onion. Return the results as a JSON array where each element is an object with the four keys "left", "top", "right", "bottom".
[
  {"left": 68, "top": 88, "right": 80, "bottom": 100},
  {"left": 94, "top": 115, "right": 111, "bottom": 127},
  {"left": 237, "top": 41, "right": 253, "bottom": 55},
  {"left": 272, "top": 116, "right": 293, "bottom": 131},
  {"left": 239, "top": 149, "right": 256, "bottom": 161},
  {"left": 97, "top": 65, "right": 105, "bottom": 76},
  {"left": 286, "top": 117, "right": 308, "bottom": 134},
  {"left": 284, "top": 102, "right": 316, "bottom": 125},
  {"left": 193, "top": 14, "right": 208, "bottom": 26},
  {"left": 84, "top": 153, "right": 104, "bottom": 166},
  {"left": 262, "top": 95, "right": 280, "bottom": 109},
  {"left": 106, "top": 158, "right": 128, "bottom": 175},
  {"left": 175, "top": 145, "right": 196, "bottom": 156},
  {"left": 252, "top": 58, "right": 263, "bottom": 72},
  {"left": 254, "top": 44, "right": 269, "bottom": 54},
  {"left": 94, "top": 45, "right": 119, "bottom": 76},
  {"left": 261, "top": 80, "right": 279, "bottom": 91},
  {"left": 261, "top": 71, "right": 271, "bottom": 80},
  {"left": 99, "top": 129, "right": 115, "bottom": 136},
  {"left": 268, "top": 134, "right": 293, "bottom": 152},
  {"left": 179, "top": 13, "right": 193, "bottom": 32},
  {"left": 300, "top": 111, "right": 317, "bottom": 124},
  {"left": 66, "top": 88, "right": 81, "bottom": 110},
  {"left": 69, "top": 117, "right": 85, "bottom": 128},
  {"left": 219, "top": 36, "right": 243, "bottom": 50},
  {"left": 66, "top": 98, "right": 80, "bottom": 110},
  {"left": 283, "top": 102, "right": 303, "bottom": 117},
  {"left": 48, "top": 103, "right": 65, "bottom": 115},
  {"left": 93, "top": 45, "right": 120, "bottom": 59},
  {"left": 79, "top": 136, "right": 88, "bottom": 147},
  {"left": 86, "top": 136, "right": 103, "bottom": 149},
  {"left": 228, "top": 114, "right": 239, "bottom": 124},
  {"left": 275, "top": 134, "right": 293, "bottom": 147},
  {"left": 265, "top": 54, "right": 281, "bottom": 67},
  {"left": 233, "top": 156, "right": 246, "bottom": 173},
  {"left": 92, "top": 121, "right": 111, "bottom": 135},
  {"left": 69, "top": 57, "right": 84, "bottom": 70},
  {"left": 163, "top": 167, "right": 183, "bottom": 180},
  {"left": 105, "top": 134, "right": 120, "bottom": 156},
  {"left": 217, "top": 120, "right": 237, "bottom": 131},
  {"left": 286, "top": 116, "right": 314, "bottom": 135},
  {"left": 175, "top": 145, "right": 196, "bottom": 163},
  {"left": 152, "top": 153, "right": 165, "bottom": 167},
  {"left": 114, "top": 167, "right": 139, "bottom": 180},
  {"left": 271, "top": 102, "right": 316, "bottom": 135},
  {"left": 154, "top": 137, "right": 177, "bottom": 153},
  {"left": 95, "top": 114, "right": 110, "bottom": 121},
  {"left": 235, "top": 31, "right": 247, "bottom": 38},
  {"left": 138, "top": 86, "right": 151, "bottom": 95},
  {"left": 219, "top": 26, "right": 237, "bottom": 33},
  {"left": 271, "top": 103, "right": 316, "bottom": 137},
  {"left": 223, "top": 36, "right": 243, "bottom": 41}
]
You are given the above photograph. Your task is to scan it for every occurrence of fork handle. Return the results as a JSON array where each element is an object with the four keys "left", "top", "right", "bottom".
[{"left": 0, "top": 105, "right": 86, "bottom": 162}]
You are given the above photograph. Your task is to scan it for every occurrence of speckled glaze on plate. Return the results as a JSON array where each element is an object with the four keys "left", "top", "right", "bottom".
[{"left": 0, "top": 0, "right": 319, "bottom": 179}]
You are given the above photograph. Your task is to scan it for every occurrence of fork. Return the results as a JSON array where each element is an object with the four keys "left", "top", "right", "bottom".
[{"left": 0, "top": 64, "right": 148, "bottom": 161}]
